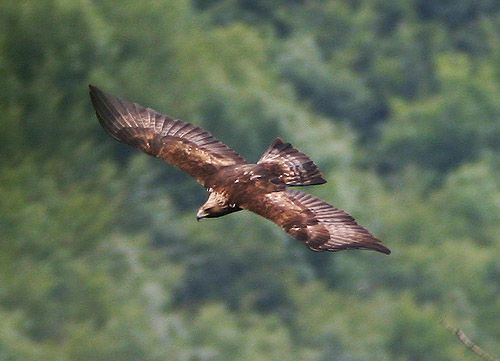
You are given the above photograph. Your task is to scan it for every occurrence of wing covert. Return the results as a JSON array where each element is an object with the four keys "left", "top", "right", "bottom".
[{"left": 89, "top": 85, "right": 246, "bottom": 186}]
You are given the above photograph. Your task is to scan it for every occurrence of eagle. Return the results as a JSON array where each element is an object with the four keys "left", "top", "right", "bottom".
[{"left": 89, "top": 85, "right": 390, "bottom": 255}]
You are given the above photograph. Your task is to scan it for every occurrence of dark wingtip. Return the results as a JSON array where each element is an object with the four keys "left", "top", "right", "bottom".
[
  {"left": 88, "top": 84, "right": 103, "bottom": 105},
  {"left": 375, "top": 243, "right": 391, "bottom": 255},
  {"left": 88, "top": 84, "right": 99, "bottom": 94},
  {"left": 88, "top": 84, "right": 124, "bottom": 142},
  {"left": 88, "top": 84, "right": 106, "bottom": 100},
  {"left": 314, "top": 177, "right": 328, "bottom": 185}
]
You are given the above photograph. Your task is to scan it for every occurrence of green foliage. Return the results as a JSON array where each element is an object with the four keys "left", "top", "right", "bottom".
[
  {"left": 387, "top": 295, "right": 456, "bottom": 361},
  {"left": 1, "top": 0, "right": 499, "bottom": 360},
  {"left": 376, "top": 54, "right": 500, "bottom": 174}
]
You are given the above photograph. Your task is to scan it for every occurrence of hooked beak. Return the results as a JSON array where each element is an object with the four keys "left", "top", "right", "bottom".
[{"left": 196, "top": 209, "right": 208, "bottom": 221}]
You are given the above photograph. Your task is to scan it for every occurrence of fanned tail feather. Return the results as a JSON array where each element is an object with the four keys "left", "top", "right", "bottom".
[{"left": 258, "top": 138, "right": 326, "bottom": 186}]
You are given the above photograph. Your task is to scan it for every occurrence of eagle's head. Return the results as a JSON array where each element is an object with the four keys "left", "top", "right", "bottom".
[{"left": 196, "top": 191, "right": 241, "bottom": 220}]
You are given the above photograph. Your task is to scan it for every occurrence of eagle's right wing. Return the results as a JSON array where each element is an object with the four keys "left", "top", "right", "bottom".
[
  {"left": 245, "top": 190, "right": 390, "bottom": 254},
  {"left": 89, "top": 85, "right": 246, "bottom": 187}
]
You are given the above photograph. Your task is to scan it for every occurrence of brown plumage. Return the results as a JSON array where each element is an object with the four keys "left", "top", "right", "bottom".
[{"left": 89, "top": 85, "right": 390, "bottom": 254}]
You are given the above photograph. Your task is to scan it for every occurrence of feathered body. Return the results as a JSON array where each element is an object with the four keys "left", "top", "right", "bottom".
[{"left": 89, "top": 85, "right": 390, "bottom": 254}]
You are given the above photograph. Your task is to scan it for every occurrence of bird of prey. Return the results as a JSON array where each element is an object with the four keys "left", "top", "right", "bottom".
[{"left": 89, "top": 85, "right": 390, "bottom": 254}]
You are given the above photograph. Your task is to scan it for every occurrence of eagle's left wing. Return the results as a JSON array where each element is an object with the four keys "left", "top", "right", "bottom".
[
  {"left": 89, "top": 85, "right": 246, "bottom": 187},
  {"left": 245, "top": 190, "right": 390, "bottom": 254}
]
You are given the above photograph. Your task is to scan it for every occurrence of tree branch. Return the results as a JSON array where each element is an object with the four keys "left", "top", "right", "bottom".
[{"left": 442, "top": 321, "right": 499, "bottom": 361}]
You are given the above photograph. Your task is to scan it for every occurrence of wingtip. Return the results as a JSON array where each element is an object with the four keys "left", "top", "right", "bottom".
[
  {"left": 88, "top": 84, "right": 104, "bottom": 98},
  {"left": 88, "top": 85, "right": 101, "bottom": 102},
  {"left": 376, "top": 243, "right": 391, "bottom": 255},
  {"left": 88, "top": 85, "right": 104, "bottom": 112},
  {"left": 316, "top": 177, "right": 328, "bottom": 185}
]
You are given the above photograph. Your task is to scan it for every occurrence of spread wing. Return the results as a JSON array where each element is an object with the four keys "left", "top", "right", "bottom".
[
  {"left": 89, "top": 85, "right": 246, "bottom": 186},
  {"left": 245, "top": 190, "right": 390, "bottom": 254}
]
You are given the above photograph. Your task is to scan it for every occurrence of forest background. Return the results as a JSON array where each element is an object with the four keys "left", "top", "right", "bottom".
[{"left": 0, "top": 1, "right": 499, "bottom": 360}]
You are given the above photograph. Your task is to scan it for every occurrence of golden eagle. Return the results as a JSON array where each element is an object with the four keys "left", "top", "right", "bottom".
[{"left": 89, "top": 85, "right": 390, "bottom": 254}]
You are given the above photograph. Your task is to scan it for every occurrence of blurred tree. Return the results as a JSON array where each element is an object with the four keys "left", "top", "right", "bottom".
[
  {"left": 432, "top": 157, "right": 499, "bottom": 244},
  {"left": 387, "top": 295, "right": 457, "bottom": 361},
  {"left": 375, "top": 54, "right": 500, "bottom": 175}
]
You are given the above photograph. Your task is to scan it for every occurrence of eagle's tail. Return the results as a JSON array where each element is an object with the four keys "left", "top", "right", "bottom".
[{"left": 258, "top": 138, "right": 326, "bottom": 186}]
